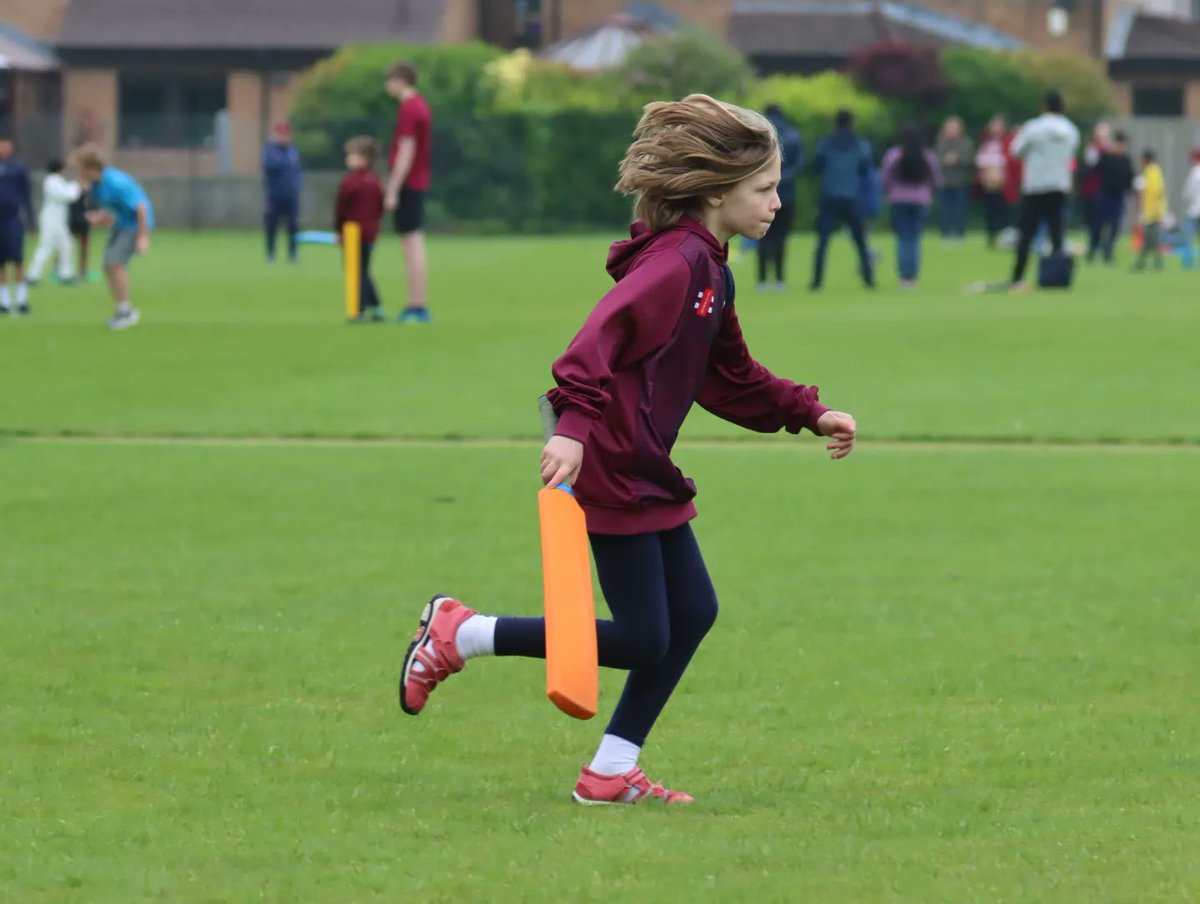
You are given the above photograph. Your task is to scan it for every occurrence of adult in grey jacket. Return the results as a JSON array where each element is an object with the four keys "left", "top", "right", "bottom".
[{"left": 1009, "top": 92, "right": 1080, "bottom": 288}]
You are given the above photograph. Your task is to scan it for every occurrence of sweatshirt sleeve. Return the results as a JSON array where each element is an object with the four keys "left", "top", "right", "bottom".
[
  {"left": 696, "top": 302, "right": 829, "bottom": 435},
  {"left": 547, "top": 250, "right": 691, "bottom": 445}
]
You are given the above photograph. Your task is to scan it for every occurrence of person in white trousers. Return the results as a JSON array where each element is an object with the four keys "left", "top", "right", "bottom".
[{"left": 29, "top": 159, "right": 81, "bottom": 284}]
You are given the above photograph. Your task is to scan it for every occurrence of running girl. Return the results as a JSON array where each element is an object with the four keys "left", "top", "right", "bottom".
[{"left": 398, "top": 94, "right": 858, "bottom": 805}]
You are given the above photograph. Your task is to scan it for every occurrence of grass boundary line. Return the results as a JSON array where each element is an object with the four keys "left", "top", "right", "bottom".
[{"left": 3, "top": 430, "right": 1199, "bottom": 454}]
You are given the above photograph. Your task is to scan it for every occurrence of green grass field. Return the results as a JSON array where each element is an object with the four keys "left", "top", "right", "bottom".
[{"left": 2, "top": 230, "right": 1198, "bottom": 902}]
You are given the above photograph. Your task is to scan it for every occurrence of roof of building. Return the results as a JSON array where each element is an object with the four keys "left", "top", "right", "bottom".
[
  {"left": 1107, "top": 10, "right": 1200, "bottom": 62},
  {"left": 56, "top": 0, "right": 446, "bottom": 51},
  {"left": 728, "top": 1, "right": 1023, "bottom": 59},
  {"left": 0, "top": 22, "right": 58, "bottom": 70},
  {"left": 539, "top": 13, "right": 667, "bottom": 70}
]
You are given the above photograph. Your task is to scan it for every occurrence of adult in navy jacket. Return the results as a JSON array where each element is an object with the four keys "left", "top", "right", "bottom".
[{"left": 262, "top": 121, "right": 303, "bottom": 262}]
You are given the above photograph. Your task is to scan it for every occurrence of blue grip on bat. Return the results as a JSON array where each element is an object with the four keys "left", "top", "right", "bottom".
[{"left": 553, "top": 484, "right": 574, "bottom": 495}]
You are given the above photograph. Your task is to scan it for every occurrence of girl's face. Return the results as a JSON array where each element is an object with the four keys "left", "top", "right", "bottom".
[{"left": 711, "top": 154, "right": 782, "bottom": 243}]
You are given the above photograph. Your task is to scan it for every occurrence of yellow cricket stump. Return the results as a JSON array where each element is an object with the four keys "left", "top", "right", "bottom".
[{"left": 342, "top": 222, "right": 361, "bottom": 320}]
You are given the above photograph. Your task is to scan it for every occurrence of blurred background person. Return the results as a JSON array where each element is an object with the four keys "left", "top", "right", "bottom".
[
  {"left": 881, "top": 125, "right": 942, "bottom": 288},
  {"left": 936, "top": 116, "right": 973, "bottom": 242},
  {"left": 1132, "top": 148, "right": 1166, "bottom": 273},
  {"left": 262, "top": 120, "right": 303, "bottom": 264},
  {"left": 756, "top": 104, "right": 804, "bottom": 291},
  {"left": 1080, "top": 121, "right": 1112, "bottom": 260},
  {"left": 1007, "top": 92, "right": 1079, "bottom": 290},
  {"left": 1181, "top": 147, "right": 1200, "bottom": 270},
  {"left": 810, "top": 109, "right": 875, "bottom": 291},
  {"left": 28, "top": 158, "right": 81, "bottom": 286},
  {"left": 0, "top": 135, "right": 34, "bottom": 315},
  {"left": 1090, "top": 130, "right": 1134, "bottom": 265},
  {"left": 975, "top": 115, "right": 1014, "bottom": 249}
]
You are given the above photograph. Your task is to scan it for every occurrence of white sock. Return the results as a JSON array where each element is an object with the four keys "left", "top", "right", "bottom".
[
  {"left": 454, "top": 614, "right": 496, "bottom": 660},
  {"left": 116, "top": 300, "right": 132, "bottom": 314},
  {"left": 589, "top": 734, "right": 641, "bottom": 775},
  {"left": 0, "top": 286, "right": 10, "bottom": 308},
  {"left": 15, "top": 282, "right": 27, "bottom": 304}
]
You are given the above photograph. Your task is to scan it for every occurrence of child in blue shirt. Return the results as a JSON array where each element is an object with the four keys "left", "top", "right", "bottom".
[{"left": 73, "top": 144, "right": 153, "bottom": 330}]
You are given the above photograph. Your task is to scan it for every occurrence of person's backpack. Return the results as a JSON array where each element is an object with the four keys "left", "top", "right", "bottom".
[{"left": 1038, "top": 251, "right": 1075, "bottom": 289}]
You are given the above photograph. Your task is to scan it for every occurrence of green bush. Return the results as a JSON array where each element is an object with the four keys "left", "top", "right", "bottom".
[
  {"left": 937, "top": 47, "right": 1115, "bottom": 135},
  {"left": 480, "top": 49, "right": 628, "bottom": 114},
  {"left": 290, "top": 42, "right": 504, "bottom": 176},
  {"left": 1010, "top": 50, "right": 1116, "bottom": 125},
  {"left": 617, "top": 28, "right": 755, "bottom": 103},
  {"left": 746, "top": 72, "right": 896, "bottom": 148}
]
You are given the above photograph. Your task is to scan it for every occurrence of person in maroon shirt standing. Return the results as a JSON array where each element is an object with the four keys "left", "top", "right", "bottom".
[
  {"left": 397, "top": 95, "right": 858, "bottom": 806},
  {"left": 383, "top": 60, "right": 433, "bottom": 324},
  {"left": 335, "top": 136, "right": 385, "bottom": 322}
]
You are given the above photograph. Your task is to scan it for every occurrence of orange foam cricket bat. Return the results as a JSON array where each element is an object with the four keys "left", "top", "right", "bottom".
[{"left": 537, "top": 395, "right": 599, "bottom": 720}]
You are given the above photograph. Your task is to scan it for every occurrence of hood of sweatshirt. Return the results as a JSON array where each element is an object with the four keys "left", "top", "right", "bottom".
[{"left": 606, "top": 217, "right": 726, "bottom": 281}]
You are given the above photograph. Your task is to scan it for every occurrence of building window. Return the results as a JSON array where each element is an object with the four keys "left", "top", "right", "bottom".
[
  {"left": 118, "top": 74, "right": 226, "bottom": 148},
  {"left": 1132, "top": 85, "right": 1185, "bottom": 117},
  {"left": 515, "top": 0, "right": 543, "bottom": 47},
  {"left": 478, "top": 0, "right": 544, "bottom": 48}
]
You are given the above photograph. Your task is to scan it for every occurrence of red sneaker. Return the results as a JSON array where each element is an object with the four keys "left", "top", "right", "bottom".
[
  {"left": 572, "top": 764, "right": 694, "bottom": 805},
  {"left": 399, "top": 595, "right": 476, "bottom": 715}
]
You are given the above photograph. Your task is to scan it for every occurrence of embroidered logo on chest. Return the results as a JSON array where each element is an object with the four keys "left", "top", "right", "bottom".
[{"left": 693, "top": 288, "right": 716, "bottom": 318}]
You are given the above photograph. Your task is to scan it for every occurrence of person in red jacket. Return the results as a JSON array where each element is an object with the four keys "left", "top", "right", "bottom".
[
  {"left": 335, "top": 136, "right": 385, "bottom": 322},
  {"left": 396, "top": 95, "right": 858, "bottom": 806}
]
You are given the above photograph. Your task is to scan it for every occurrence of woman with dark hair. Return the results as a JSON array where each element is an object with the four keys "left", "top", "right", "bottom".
[{"left": 881, "top": 125, "right": 942, "bottom": 287}]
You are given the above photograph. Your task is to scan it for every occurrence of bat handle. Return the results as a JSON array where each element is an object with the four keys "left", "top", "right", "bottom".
[{"left": 538, "top": 394, "right": 574, "bottom": 494}]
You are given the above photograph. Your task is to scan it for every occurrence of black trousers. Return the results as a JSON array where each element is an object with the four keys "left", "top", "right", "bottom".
[
  {"left": 1012, "top": 191, "right": 1066, "bottom": 284},
  {"left": 494, "top": 523, "right": 718, "bottom": 747},
  {"left": 359, "top": 241, "right": 380, "bottom": 311},
  {"left": 811, "top": 196, "right": 874, "bottom": 288},
  {"left": 265, "top": 196, "right": 298, "bottom": 261},
  {"left": 982, "top": 191, "right": 1010, "bottom": 245},
  {"left": 758, "top": 201, "right": 796, "bottom": 284}
]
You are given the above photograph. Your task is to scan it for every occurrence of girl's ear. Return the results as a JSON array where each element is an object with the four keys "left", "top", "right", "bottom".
[{"left": 704, "top": 193, "right": 724, "bottom": 209}]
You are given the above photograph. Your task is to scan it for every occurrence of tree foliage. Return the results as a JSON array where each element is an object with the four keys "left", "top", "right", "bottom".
[{"left": 616, "top": 28, "right": 755, "bottom": 103}]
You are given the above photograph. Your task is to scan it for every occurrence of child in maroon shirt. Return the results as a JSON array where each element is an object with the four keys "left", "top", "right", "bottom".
[
  {"left": 334, "top": 136, "right": 385, "bottom": 322},
  {"left": 398, "top": 95, "right": 858, "bottom": 805}
]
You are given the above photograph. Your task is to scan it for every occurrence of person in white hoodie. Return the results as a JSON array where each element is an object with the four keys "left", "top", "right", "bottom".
[
  {"left": 1181, "top": 147, "right": 1200, "bottom": 270},
  {"left": 28, "top": 159, "right": 81, "bottom": 284},
  {"left": 1008, "top": 92, "right": 1080, "bottom": 289}
]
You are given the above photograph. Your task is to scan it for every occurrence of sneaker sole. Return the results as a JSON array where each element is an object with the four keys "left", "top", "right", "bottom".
[
  {"left": 398, "top": 594, "right": 452, "bottom": 715},
  {"left": 571, "top": 790, "right": 692, "bottom": 806},
  {"left": 571, "top": 791, "right": 626, "bottom": 806},
  {"left": 109, "top": 313, "right": 142, "bottom": 331}
]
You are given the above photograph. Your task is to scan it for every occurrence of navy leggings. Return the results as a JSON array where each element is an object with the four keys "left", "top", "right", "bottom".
[
  {"left": 494, "top": 523, "right": 719, "bottom": 747},
  {"left": 265, "top": 196, "right": 298, "bottom": 261}
]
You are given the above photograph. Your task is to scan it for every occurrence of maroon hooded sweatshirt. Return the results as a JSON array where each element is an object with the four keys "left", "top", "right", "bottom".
[{"left": 547, "top": 217, "right": 830, "bottom": 536}]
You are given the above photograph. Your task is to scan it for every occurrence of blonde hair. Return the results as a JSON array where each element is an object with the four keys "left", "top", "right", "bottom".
[
  {"left": 616, "top": 94, "right": 780, "bottom": 233},
  {"left": 71, "top": 142, "right": 106, "bottom": 173}
]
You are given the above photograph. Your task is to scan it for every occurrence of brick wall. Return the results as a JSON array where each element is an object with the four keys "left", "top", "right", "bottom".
[
  {"left": 917, "top": 0, "right": 1100, "bottom": 57},
  {"left": 62, "top": 69, "right": 116, "bottom": 156},
  {"left": 2, "top": 0, "right": 72, "bottom": 41},
  {"left": 557, "top": 0, "right": 732, "bottom": 39},
  {"left": 555, "top": 0, "right": 1102, "bottom": 57}
]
